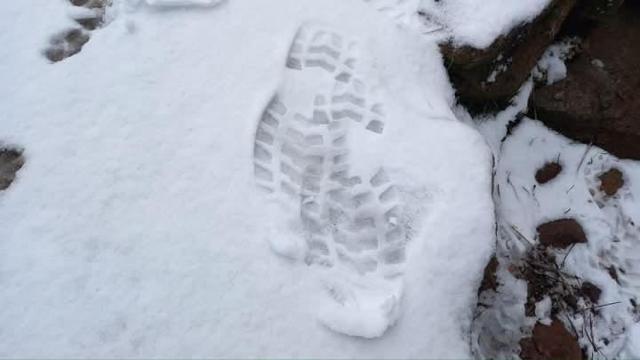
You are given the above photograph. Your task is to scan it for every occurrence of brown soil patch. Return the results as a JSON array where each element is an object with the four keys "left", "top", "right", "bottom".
[
  {"left": 598, "top": 168, "right": 624, "bottom": 196},
  {"left": 537, "top": 218, "right": 587, "bottom": 249},
  {"left": 520, "top": 320, "right": 583, "bottom": 360},
  {"left": 535, "top": 162, "right": 562, "bottom": 184},
  {"left": 0, "top": 147, "right": 25, "bottom": 191}
]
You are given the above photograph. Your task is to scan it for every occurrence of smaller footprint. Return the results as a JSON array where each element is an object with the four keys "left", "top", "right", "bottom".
[{"left": 43, "top": 0, "right": 112, "bottom": 63}]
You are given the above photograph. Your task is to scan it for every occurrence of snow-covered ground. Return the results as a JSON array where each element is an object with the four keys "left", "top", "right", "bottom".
[
  {"left": 0, "top": 0, "right": 496, "bottom": 357},
  {"left": 468, "top": 70, "right": 640, "bottom": 358},
  {"left": 4, "top": 0, "right": 637, "bottom": 358}
]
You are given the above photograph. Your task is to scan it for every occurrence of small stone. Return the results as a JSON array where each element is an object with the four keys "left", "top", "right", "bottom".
[
  {"left": 537, "top": 218, "right": 587, "bottom": 249},
  {"left": 535, "top": 162, "right": 562, "bottom": 184},
  {"left": 599, "top": 168, "right": 624, "bottom": 196}
]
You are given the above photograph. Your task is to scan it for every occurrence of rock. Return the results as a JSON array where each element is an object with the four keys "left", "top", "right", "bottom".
[
  {"left": 598, "top": 168, "right": 624, "bottom": 196},
  {"left": 520, "top": 320, "right": 583, "bottom": 360},
  {"left": 535, "top": 162, "right": 562, "bottom": 184},
  {"left": 529, "top": 1, "right": 640, "bottom": 159},
  {"left": 0, "top": 147, "right": 25, "bottom": 191},
  {"left": 442, "top": 0, "right": 576, "bottom": 111},
  {"left": 576, "top": 0, "right": 625, "bottom": 20},
  {"left": 537, "top": 218, "right": 587, "bottom": 249}
]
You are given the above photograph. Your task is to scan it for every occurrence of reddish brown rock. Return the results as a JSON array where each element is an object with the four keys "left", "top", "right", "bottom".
[
  {"left": 442, "top": 0, "right": 576, "bottom": 110},
  {"left": 520, "top": 320, "right": 583, "bottom": 360},
  {"left": 537, "top": 218, "right": 587, "bottom": 249},
  {"left": 0, "top": 147, "right": 25, "bottom": 191},
  {"left": 599, "top": 168, "right": 624, "bottom": 196},
  {"left": 535, "top": 162, "right": 562, "bottom": 184},
  {"left": 529, "top": 1, "right": 640, "bottom": 159}
]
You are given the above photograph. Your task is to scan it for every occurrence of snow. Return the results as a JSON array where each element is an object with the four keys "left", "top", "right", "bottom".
[
  {"left": 491, "top": 118, "right": 640, "bottom": 358},
  {"left": 533, "top": 38, "right": 580, "bottom": 86},
  {"left": 0, "top": 0, "right": 495, "bottom": 357},
  {"left": 624, "top": 322, "right": 640, "bottom": 359},
  {"left": 419, "top": 0, "right": 552, "bottom": 48},
  {"left": 470, "top": 68, "right": 640, "bottom": 357},
  {"left": 145, "top": 0, "right": 224, "bottom": 7}
]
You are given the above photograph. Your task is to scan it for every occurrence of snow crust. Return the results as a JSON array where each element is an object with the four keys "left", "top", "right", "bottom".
[
  {"left": 0, "top": 0, "right": 494, "bottom": 357},
  {"left": 419, "top": 0, "right": 552, "bottom": 48}
]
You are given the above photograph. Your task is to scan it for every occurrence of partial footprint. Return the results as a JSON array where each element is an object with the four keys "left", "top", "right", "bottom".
[
  {"left": 252, "top": 24, "right": 409, "bottom": 338},
  {"left": 43, "top": 0, "right": 112, "bottom": 63},
  {"left": 362, "top": 0, "right": 419, "bottom": 27},
  {"left": 362, "top": 0, "right": 444, "bottom": 33}
]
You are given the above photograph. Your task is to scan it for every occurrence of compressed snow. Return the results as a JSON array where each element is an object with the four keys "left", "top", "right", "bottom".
[
  {"left": 0, "top": 0, "right": 494, "bottom": 357},
  {"left": 418, "top": 0, "right": 551, "bottom": 48}
]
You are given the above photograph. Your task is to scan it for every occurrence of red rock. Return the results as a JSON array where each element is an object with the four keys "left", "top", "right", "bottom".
[
  {"left": 598, "top": 168, "right": 624, "bottom": 196},
  {"left": 537, "top": 219, "right": 587, "bottom": 249},
  {"left": 520, "top": 320, "right": 583, "bottom": 360},
  {"left": 529, "top": 2, "right": 640, "bottom": 159},
  {"left": 535, "top": 162, "right": 562, "bottom": 184},
  {"left": 442, "top": 0, "right": 576, "bottom": 110}
]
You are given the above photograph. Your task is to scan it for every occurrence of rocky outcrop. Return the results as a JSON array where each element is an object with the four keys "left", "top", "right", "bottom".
[
  {"left": 442, "top": 0, "right": 576, "bottom": 111},
  {"left": 529, "top": 1, "right": 640, "bottom": 159}
]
